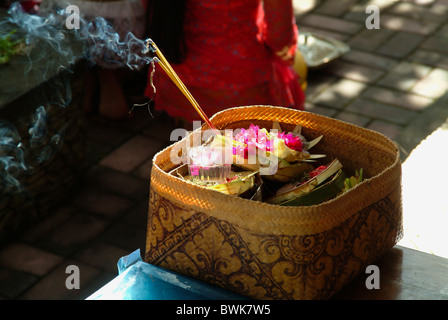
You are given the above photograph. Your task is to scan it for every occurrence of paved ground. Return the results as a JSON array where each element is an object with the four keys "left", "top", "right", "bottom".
[{"left": 1, "top": 0, "right": 448, "bottom": 299}]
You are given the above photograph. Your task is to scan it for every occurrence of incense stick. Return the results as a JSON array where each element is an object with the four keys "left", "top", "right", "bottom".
[{"left": 146, "top": 39, "right": 217, "bottom": 131}]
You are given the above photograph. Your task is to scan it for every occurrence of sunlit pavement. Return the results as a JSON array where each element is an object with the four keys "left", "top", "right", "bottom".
[{"left": 399, "top": 118, "right": 448, "bottom": 259}]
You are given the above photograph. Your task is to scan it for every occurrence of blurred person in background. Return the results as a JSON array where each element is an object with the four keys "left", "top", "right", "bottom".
[
  {"left": 145, "top": 0, "right": 306, "bottom": 128},
  {"left": 1, "top": 0, "right": 41, "bottom": 12}
]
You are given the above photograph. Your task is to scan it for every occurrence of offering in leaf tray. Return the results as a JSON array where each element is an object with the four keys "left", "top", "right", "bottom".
[
  {"left": 266, "top": 159, "right": 343, "bottom": 205},
  {"left": 180, "top": 122, "right": 363, "bottom": 206},
  {"left": 211, "top": 122, "right": 325, "bottom": 182}
]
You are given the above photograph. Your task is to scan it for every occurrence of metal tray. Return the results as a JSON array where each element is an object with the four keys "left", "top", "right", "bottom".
[{"left": 298, "top": 32, "right": 350, "bottom": 69}]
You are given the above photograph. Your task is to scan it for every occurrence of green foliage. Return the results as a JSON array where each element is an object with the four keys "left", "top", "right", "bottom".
[
  {"left": 342, "top": 168, "right": 363, "bottom": 192},
  {"left": 0, "top": 29, "right": 24, "bottom": 64}
]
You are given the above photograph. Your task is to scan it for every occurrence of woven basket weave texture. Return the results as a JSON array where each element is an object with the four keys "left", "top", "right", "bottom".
[{"left": 145, "top": 106, "right": 402, "bottom": 300}]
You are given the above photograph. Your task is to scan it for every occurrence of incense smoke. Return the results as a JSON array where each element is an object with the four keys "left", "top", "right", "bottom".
[
  {"left": 0, "top": 120, "right": 28, "bottom": 195},
  {"left": 0, "top": 2, "right": 155, "bottom": 195}
]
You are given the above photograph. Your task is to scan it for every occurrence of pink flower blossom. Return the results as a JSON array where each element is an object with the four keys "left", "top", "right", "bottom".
[
  {"left": 233, "top": 125, "right": 271, "bottom": 159},
  {"left": 277, "top": 132, "right": 303, "bottom": 151},
  {"left": 232, "top": 124, "right": 302, "bottom": 159}
]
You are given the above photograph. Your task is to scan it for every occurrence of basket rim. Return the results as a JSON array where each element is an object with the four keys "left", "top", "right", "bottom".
[{"left": 150, "top": 106, "right": 402, "bottom": 235}]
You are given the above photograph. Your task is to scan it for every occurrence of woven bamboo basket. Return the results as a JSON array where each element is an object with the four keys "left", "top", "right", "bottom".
[{"left": 145, "top": 105, "right": 403, "bottom": 300}]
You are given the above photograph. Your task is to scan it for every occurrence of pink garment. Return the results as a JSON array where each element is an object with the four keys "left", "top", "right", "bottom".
[{"left": 146, "top": 0, "right": 305, "bottom": 122}]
